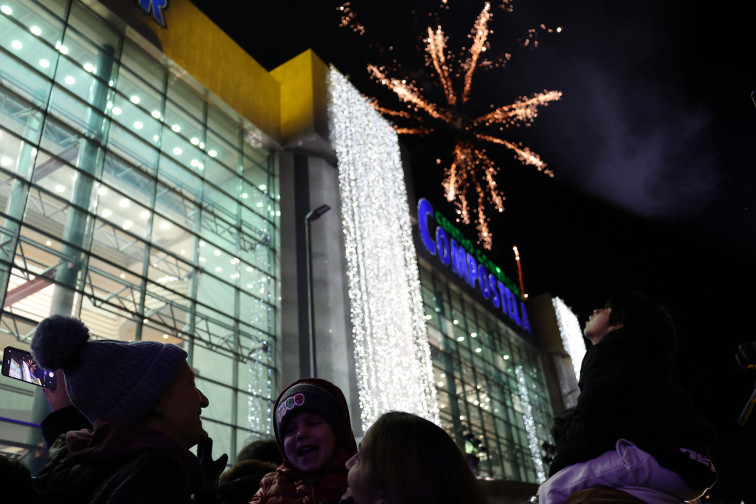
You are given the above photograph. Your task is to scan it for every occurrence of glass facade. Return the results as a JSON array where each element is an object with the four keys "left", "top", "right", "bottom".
[
  {"left": 0, "top": 0, "right": 279, "bottom": 461},
  {"left": 420, "top": 258, "right": 553, "bottom": 483}
]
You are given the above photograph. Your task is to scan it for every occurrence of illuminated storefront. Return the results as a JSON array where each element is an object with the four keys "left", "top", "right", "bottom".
[
  {"left": 0, "top": 0, "right": 278, "bottom": 462},
  {"left": 0, "top": 0, "right": 581, "bottom": 485}
]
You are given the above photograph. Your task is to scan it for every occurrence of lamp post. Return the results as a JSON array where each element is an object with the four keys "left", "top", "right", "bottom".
[{"left": 305, "top": 204, "right": 330, "bottom": 377}]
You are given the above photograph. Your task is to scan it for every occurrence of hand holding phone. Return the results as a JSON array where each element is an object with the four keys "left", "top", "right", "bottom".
[
  {"left": 42, "top": 369, "right": 73, "bottom": 411},
  {"left": 2, "top": 346, "right": 57, "bottom": 389}
]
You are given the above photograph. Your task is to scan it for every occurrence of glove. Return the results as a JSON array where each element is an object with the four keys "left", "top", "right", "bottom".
[
  {"left": 197, "top": 436, "right": 228, "bottom": 481},
  {"left": 193, "top": 436, "right": 229, "bottom": 504}
]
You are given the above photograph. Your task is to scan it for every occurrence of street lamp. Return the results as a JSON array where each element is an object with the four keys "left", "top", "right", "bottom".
[{"left": 305, "top": 204, "right": 330, "bottom": 377}]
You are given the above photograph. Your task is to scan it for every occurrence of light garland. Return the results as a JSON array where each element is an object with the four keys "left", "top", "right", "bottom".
[
  {"left": 327, "top": 67, "right": 439, "bottom": 432},
  {"left": 551, "top": 297, "right": 585, "bottom": 381},
  {"left": 515, "top": 364, "right": 547, "bottom": 482}
]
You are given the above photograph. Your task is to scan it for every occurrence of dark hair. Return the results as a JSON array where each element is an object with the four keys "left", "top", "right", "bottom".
[
  {"left": 360, "top": 411, "right": 488, "bottom": 504},
  {"left": 0, "top": 455, "right": 32, "bottom": 501},
  {"left": 236, "top": 438, "right": 282, "bottom": 466},
  {"left": 606, "top": 291, "right": 677, "bottom": 360}
]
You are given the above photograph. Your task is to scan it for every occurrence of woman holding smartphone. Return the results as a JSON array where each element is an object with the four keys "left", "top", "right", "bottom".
[{"left": 29, "top": 315, "right": 227, "bottom": 504}]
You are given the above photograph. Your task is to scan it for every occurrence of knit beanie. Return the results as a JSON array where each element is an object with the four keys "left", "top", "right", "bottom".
[
  {"left": 31, "top": 315, "right": 187, "bottom": 423},
  {"left": 274, "top": 381, "right": 342, "bottom": 443}
]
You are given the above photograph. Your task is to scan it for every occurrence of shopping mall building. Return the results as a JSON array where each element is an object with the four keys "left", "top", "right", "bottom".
[{"left": 0, "top": 0, "right": 585, "bottom": 483}]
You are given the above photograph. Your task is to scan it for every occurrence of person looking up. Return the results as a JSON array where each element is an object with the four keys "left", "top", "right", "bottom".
[
  {"left": 538, "top": 291, "right": 718, "bottom": 504},
  {"left": 340, "top": 411, "right": 489, "bottom": 504},
  {"left": 250, "top": 378, "right": 356, "bottom": 504}
]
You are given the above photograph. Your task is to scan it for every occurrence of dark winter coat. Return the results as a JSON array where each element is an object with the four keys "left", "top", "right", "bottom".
[
  {"left": 32, "top": 417, "right": 203, "bottom": 503},
  {"left": 249, "top": 378, "right": 357, "bottom": 504},
  {"left": 549, "top": 326, "right": 718, "bottom": 489}
]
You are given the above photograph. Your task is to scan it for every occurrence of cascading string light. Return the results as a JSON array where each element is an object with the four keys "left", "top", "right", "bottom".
[
  {"left": 327, "top": 67, "right": 440, "bottom": 432},
  {"left": 515, "top": 364, "right": 547, "bottom": 482},
  {"left": 551, "top": 297, "right": 585, "bottom": 381}
]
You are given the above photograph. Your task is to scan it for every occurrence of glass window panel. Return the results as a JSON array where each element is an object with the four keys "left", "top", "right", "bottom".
[
  {"left": 109, "top": 93, "right": 161, "bottom": 148},
  {"left": 207, "top": 105, "right": 239, "bottom": 161},
  {"left": 66, "top": 3, "right": 120, "bottom": 57},
  {"left": 157, "top": 154, "right": 202, "bottom": 201},
  {"left": 0, "top": 131, "right": 35, "bottom": 182},
  {"left": 142, "top": 288, "right": 192, "bottom": 336},
  {"left": 38, "top": 114, "right": 82, "bottom": 163},
  {"left": 193, "top": 342, "right": 232, "bottom": 383},
  {"left": 84, "top": 257, "right": 142, "bottom": 314},
  {"left": 198, "top": 207, "right": 237, "bottom": 255},
  {"left": 89, "top": 218, "right": 147, "bottom": 276},
  {"left": 163, "top": 99, "right": 203, "bottom": 158},
  {"left": 78, "top": 295, "right": 138, "bottom": 341},
  {"left": 153, "top": 180, "right": 200, "bottom": 233},
  {"left": 165, "top": 77, "right": 204, "bottom": 121},
  {"left": 146, "top": 246, "right": 194, "bottom": 285},
  {"left": 114, "top": 68, "right": 164, "bottom": 131},
  {"left": 0, "top": 53, "right": 54, "bottom": 114},
  {"left": 150, "top": 225, "right": 196, "bottom": 268},
  {"left": 241, "top": 141, "right": 272, "bottom": 180},
  {"left": 241, "top": 290, "right": 273, "bottom": 334},
  {"left": 203, "top": 153, "right": 237, "bottom": 191},
  {"left": 240, "top": 264, "right": 272, "bottom": 302},
  {"left": 160, "top": 126, "right": 202, "bottom": 176},
  {"left": 50, "top": 64, "right": 108, "bottom": 133},
  {"left": 193, "top": 313, "right": 236, "bottom": 357},
  {"left": 139, "top": 319, "right": 187, "bottom": 349},
  {"left": 239, "top": 208, "right": 274, "bottom": 265},
  {"left": 101, "top": 152, "right": 155, "bottom": 204},
  {"left": 0, "top": 86, "right": 46, "bottom": 147},
  {"left": 120, "top": 40, "right": 166, "bottom": 86},
  {"left": 196, "top": 270, "right": 235, "bottom": 316},
  {"left": 106, "top": 121, "right": 159, "bottom": 169},
  {"left": 93, "top": 188, "right": 150, "bottom": 240},
  {"left": 238, "top": 393, "right": 274, "bottom": 439}
]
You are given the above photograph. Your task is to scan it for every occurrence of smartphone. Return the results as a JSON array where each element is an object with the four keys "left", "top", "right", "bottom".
[{"left": 1, "top": 346, "right": 57, "bottom": 389}]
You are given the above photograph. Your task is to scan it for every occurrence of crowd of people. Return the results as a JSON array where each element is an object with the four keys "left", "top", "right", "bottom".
[{"left": 0, "top": 291, "right": 719, "bottom": 503}]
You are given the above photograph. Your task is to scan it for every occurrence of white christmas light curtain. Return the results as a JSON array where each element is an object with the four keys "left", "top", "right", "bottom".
[
  {"left": 327, "top": 67, "right": 439, "bottom": 432},
  {"left": 552, "top": 297, "right": 585, "bottom": 381}
]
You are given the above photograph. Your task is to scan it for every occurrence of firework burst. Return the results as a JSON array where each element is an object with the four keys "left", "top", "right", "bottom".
[{"left": 339, "top": 1, "right": 561, "bottom": 249}]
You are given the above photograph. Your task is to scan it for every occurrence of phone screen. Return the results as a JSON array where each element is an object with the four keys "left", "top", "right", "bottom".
[{"left": 1, "top": 346, "right": 57, "bottom": 389}]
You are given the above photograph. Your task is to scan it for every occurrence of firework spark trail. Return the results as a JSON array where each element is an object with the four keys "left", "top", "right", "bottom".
[
  {"left": 477, "top": 134, "right": 554, "bottom": 176},
  {"left": 341, "top": 1, "right": 561, "bottom": 249},
  {"left": 461, "top": 2, "right": 492, "bottom": 104},
  {"left": 476, "top": 178, "right": 492, "bottom": 249},
  {"left": 482, "top": 155, "right": 505, "bottom": 211},
  {"left": 474, "top": 90, "right": 563, "bottom": 126},
  {"left": 426, "top": 27, "right": 457, "bottom": 106},
  {"left": 370, "top": 103, "right": 413, "bottom": 119},
  {"left": 368, "top": 65, "right": 453, "bottom": 122}
]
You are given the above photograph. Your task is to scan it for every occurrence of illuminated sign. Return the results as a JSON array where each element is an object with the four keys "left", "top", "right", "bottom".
[
  {"left": 417, "top": 198, "right": 531, "bottom": 333},
  {"left": 137, "top": 0, "right": 168, "bottom": 27}
]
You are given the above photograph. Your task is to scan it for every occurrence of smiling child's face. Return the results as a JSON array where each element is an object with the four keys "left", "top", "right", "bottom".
[{"left": 283, "top": 411, "right": 337, "bottom": 474}]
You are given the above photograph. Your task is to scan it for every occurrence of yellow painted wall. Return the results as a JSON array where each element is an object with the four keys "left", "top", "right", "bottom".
[
  {"left": 143, "top": 0, "right": 283, "bottom": 141},
  {"left": 270, "top": 50, "right": 330, "bottom": 146}
]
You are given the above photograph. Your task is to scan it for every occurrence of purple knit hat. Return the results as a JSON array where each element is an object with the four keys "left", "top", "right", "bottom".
[{"left": 31, "top": 315, "right": 187, "bottom": 423}]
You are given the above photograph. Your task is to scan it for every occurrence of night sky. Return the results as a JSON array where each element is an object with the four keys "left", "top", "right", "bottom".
[{"left": 190, "top": 1, "right": 755, "bottom": 499}]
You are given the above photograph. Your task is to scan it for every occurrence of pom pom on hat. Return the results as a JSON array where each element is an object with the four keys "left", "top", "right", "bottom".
[
  {"left": 31, "top": 315, "right": 90, "bottom": 371},
  {"left": 31, "top": 315, "right": 188, "bottom": 424}
]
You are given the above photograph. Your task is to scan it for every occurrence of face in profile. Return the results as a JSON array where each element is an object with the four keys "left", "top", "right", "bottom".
[
  {"left": 154, "top": 361, "right": 209, "bottom": 449},
  {"left": 282, "top": 411, "right": 336, "bottom": 474},
  {"left": 584, "top": 307, "right": 619, "bottom": 345},
  {"left": 344, "top": 436, "right": 384, "bottom": 504}
]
